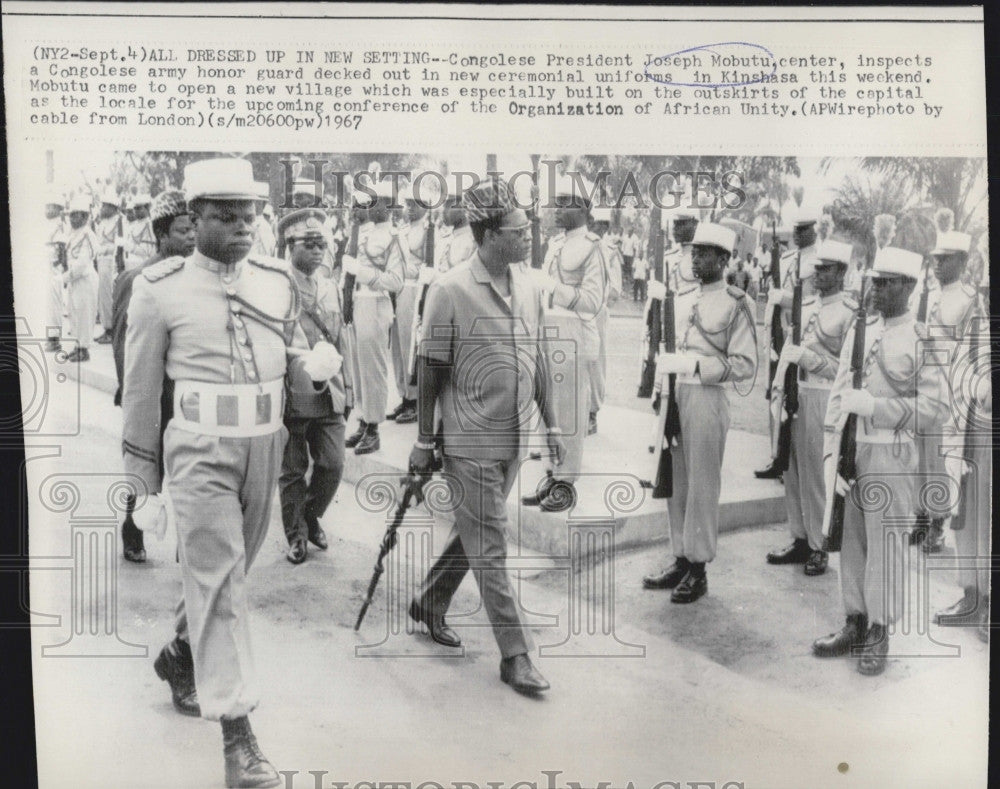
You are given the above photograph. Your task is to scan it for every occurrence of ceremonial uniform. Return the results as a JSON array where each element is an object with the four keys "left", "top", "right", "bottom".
[
  {"left": 390, "top": 218, "right": 426, "bottom": 406},
  {"left": 251, "top": 215, "right": 277, "bottom": 258},
  {"left": 436, "top": 224, "right": 475, "bottom": 272},
  {"left": 126, "top": 197, "right": 156, "bottom": 271},
  {"left": 588, "top": 209, "right": 622, "bottom": 420},
  {"left": 45, "top": 213, "right": 66, "bottom": 347},
  {"left": 820, "top": 248, "right": 948, "bottom": 668},
  {"left": 95, "top": 202, "right": 122, "bottom": 334},
  {"left": 542, "top": 223, "right": 607, "bottom": 485},
  {"left": 63, "top": 216, "right": 98, "bottom": 352}
]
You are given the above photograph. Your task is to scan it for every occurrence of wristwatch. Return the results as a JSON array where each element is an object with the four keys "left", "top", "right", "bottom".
[{"left": 414, "top": 440, "right": 436, "bottom": 451}]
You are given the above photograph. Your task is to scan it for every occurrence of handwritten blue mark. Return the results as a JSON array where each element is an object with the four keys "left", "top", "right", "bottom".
[{"left": 644, "top": 41, "right": 777, "bottom": 88}]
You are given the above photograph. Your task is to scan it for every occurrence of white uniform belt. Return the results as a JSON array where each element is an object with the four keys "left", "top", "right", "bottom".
[
  {"left": 799, "top": 378, "right": 833, "bottom": 391},
  {"left": 354, "top": 289, "right": 389, "bottom": 299},
  {"left": 854, "top": 423, "right": 904, "bottom": 444},
  {"left": 172, "top": 378, "right": 284, "bottom": 438},
  {"left": 676, "top": 374, "right": 722, "bottom": 387}
]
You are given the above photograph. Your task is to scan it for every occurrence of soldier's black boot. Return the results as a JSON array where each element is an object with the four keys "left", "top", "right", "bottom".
[
  {"left": 935, "top": 586, "right": 980, "bottom": 625},
  {"left": 221, "top": 716, "right": 280, "bottom": 788},
  {"left": 671, "top": 563, "right": 708, "bottom": 603},
  {"left": 344, "top": 420, "right": 367, "bottom": 449},
  {"left": 395, "top": 398, "right": 418, "bottom": 424},
  {"left": 354, "top": 423, "right": 380, "bottom": 455},
  {"left": 587, "top": 412, "right": 598, "bottom": 436},
  {"left": 121, "top": 494, "right": 146, "bottom": 563},
  {"left": 804, "top": 550, "right": 829, "bottom": 576},
  {"left": 910, "top": 512, "right": 930, "bottom": 545},
  {"left": 754, "top": 460, "right": 783, "bottom": 480},
  {"left": 922, "top": 518, "right": 945, "bottom": 554},
  {"left": 153, "top": 637, "right": 200, "bottom": 716},
  {"left": 766, "top": 538, "right": 810, "bottom": 565},
  {"left": 539, "top": 479, "right": 576, "bottom": 513},
  {"left": 643, "top": 556, "right": 690, "bottom": 589},
  {"left": 812, "top": 613, "right": 867, "bottom": 657},
  {"left": 521, "top": 474, "right": 555, "bottom": 507},
  {"left": 857, "top": 623, "right": 889, "bottom": 676}
]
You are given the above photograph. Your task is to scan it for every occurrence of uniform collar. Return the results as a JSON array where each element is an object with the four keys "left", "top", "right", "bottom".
[
  {"left": 883, "top": 310, "right": 912, "bottom": 329},
  {"left": 453, "top": 224, "right": 472, "bottom": 240},
  {"left": 940, "top": 279, "right": 962, "bottom": 293},
  {"left": 291, "top": 265, "right": 315, "bottom": 289},
  {"left": 701, "top": 279, "right": 725, "bottom": 293},
  {"left": 374, "top": 220, "right": 392, "bottom": 230},
  {"left": 191, "top": 248, "right": 243, "bottom": 275},
  {"left": 566, "top": 224, "right": 588, "bottom": 240},
  {"left": 820, "top": 291, "right": 843, "bottom": 305}
]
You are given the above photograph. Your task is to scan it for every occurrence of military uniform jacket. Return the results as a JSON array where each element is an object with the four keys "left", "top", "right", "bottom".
[
  {"left": 354, "top": 220, "right": 404, "bottom": 296},
  {"left": 397, "top": 220, "right": 427, "bottom": 281},
  {"left": 923, "top": 280, "right": 980, "bottom": 360},
  {"left": 545, "top": 225, "right": 607, "bottom": 357},
  {"left": 796, "top": 292, "right": 857, "bottom": 384},
  {"left": 600, "top": 237, "right": 623, "bottom": 302},
  {"left": 46, "top": 217, "right": 66, "bottom": 267},
  {"left": 95, "top": 215, "right": 122, "bottom": 263},
  {"left": 436, "top": 225, "right": 476, "bottom": 273},
  {"left": 824, "top": 312, "right": 948, "bottom": 446},
  {"left": 286, "top": 265, "right": 347, "bottom": 418},
  {"left": 776, "top": 246, "right": 818, "bottom": 334},
  {"left": 64, "top": 226, "right": 97, "bottom": 283},
  {"left": 677, "top": 279, "right": 757, "bottom": 385},
  {"left": 122, "top": 250, "right": 299, "bottom": 493},
  {"left": 127, "top": 218, "right": 156, "bottom": 265}
]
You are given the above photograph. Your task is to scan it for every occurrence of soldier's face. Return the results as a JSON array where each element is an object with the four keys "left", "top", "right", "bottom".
[
  {"left": 692, "top": 245, "right": 728, "bottom": 283},
  {"left": 369, "top": 200, "right": 390, "bottom": 224},
  {"left": 291, "top": 236, "right": 326, "bottom": 274},
  {"left": 932, "top": 251, "right": 966, "bottom": 285},
  {"left": 162, "top": 214, "right": 196, "bottom": 258},
  {"left": 814, "top": 262, "right": 845, "bottom": 296},
  {"left": 554, "top": 198, "right": 588, "bottom": 230},
  {"left": 405, "top": 201, "right": 427, "bottom": 223},
  {"left": 69, "top": 211, "right": 89, "bottom": 230},
  {"left": 45, "top": 205, "right": 63, "bottom": 221},
  {"left": 194, "top": 200, "right": 256, "bottom": 263},
  {"left": 793, "top": 224, "right": 816, "bottom": 249},
  {"left": 133, "top": 205, "right": 150, "bottom": 221},
  {"left": 100, "top": 203, "right": 118, "bottom": 220},
  {"left": 673, "top": 219, "right": 696, "bottom": 245},
  {"left": 870, "top": 276, "right": 913, "bottom": 316}
]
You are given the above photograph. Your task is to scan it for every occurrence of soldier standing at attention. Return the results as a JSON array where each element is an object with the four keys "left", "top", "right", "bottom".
[
  {"left": 123, "top": 158, "right": 340, "bottom": 787},
  {"left": 765, "top": 239, "right": 856, "bottom": 576},
  {"left": 94, "top": 189, "right": 123, "bottom": 344},
  {"left": 341, "top": 179, "right": 405, "bottom": 455},
  {"left": 63, "top": 194, "right": 99, "bottom": 362},
  {"left": 44, "top": 194, "right": 67, "bottom": 353},
  {"left": 812, "top": 247, "right": 948, "bottom": 676},
  {"left": 587, "top": 206, "right": 622, "bottom": 435},
  {"left": 277, "top": 208, "right": 347, "bottom": 565},
  {"left": 435, "top": 194, "right": 476, "bottom": 273},
  {"left": 642, "top": 223, "right": 757, "bottom": 602},
  {"left": 126, "top": 192, "right": 156, "bottom": 270}
]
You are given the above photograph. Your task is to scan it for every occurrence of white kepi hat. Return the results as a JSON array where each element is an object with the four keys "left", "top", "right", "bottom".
[
  {"left": 184, "top": 158, "right": 259, "bottom": 201},
  {"left": 816, "top": 239, "right": 854, "bottom": 266},
  {"left": 868, "top": 246, "right": 922, "bottom": 279},
  {"left": 691, "top": 222, "right": 736, "bottom": 255},
  {"left": 931, "top": 230, "right": 971, "bottom": 256},
  {"left": 68, "top": 194, "right": 92, "bottom": 213}
]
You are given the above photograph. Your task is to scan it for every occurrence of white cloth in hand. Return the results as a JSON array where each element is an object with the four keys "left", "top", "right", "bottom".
[
  {"left": 656, "top": 352, "right": 699, "bottom": 378},
  {"left": 341, "top": 255, "right": 360, "bottom": 275},
  {"left": 646, "top": 280, "right": 667, "bottom": 300},
  {"left": 417, "top": 266, "right": 437, "bottom": 286},
  {"left": 133, "top": 492, "right": 170, "bottom": 541},
  {"left": 767, "top": 288, "right": 786, "bottom": 307},
  {"left": 841, "top": 389, "right": 875, "bottom": 417},
  {"left": 302, "top": 341, "right": 343, "bottom": 381},
  {"left": 780, "top": 343, "right": 804, "bottom": 365}
]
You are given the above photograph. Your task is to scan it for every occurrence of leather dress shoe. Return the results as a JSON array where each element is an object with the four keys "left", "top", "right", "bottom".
[
  {"left": 587, "top": 412, "right": 598, "bottom": 436},
  {"left": 539, "top": 480, "right": 576, "bottom": 513},
  {"left": 754, "top": 460, "right": 783, "bottom": 480},
  {"left": 935, "top": 587, "right": 981, "bottom": 625},
  {"left": 222, "top": 716, "right": 280, "bottom": 788},
  {"left": 153, "top": 638, "right": 201, "bottom": 717},
  {"left": 922, "top": 518, "right": 944, "bottom": 554},
  {"left": 354, "top": 426, "right": 380, "bottom": 455},
  {"left": 385, "top": 402, "right": 406, "bottom": 421},
  {"left": 65, "top": 347, "right": 90, "bottom": 362},
  {"left": 344, "top": 420, "right": 368, "bottom": 449},
  {"left": 123, "top": 544, "right": 147, "bottom": 563},
  {"left": 812, "top": 613, "right": 867, "bottom": 658},
  {"left": 395, "top": 400, "right": 417, "bottom": 424},
  {"left": 94, "top": 333, "right": 112, "bottom": 345},
  {"left": 766, "top": 538, "right": 811, "bottom": 565},
  {"left": 122, "top": 514, "right": 146, "bottom": 563},
  {"left": 643, "top": 558, "right": 690, "bottom": 589},
  {"left": 500, "top": 653, "right": 550, "bottom": 694},
  {"left": 305, "top": 517, "right": 328, "bottom": 551},
  {"left": 856, "top": 623, "right": 889, "bottom": 676},
  {"left": 409, "top": 600, "right": 461, "bottom": 647},
  {"left": 671, "top": 569, "right": 707, "bottom": 603},
  {"left": 286, "top": 537, "right": 307, "bottom": 564},
  {"left": 910, "top": 512, "right": 930, "bottom": 545},
  {"left": 804, "top": 549, "right": 828, "bottom": 576},
  {"left": 44, "top": 338, "right": 62, "bottom": 353},
  {"left": 521, "top": 475, "right": 555, "bottom": 507}
]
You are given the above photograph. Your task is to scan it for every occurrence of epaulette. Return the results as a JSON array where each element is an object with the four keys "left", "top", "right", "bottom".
[
  {"left": 586, "top": 231, "right": 601, "bottom": 242},
  {"left": 961, "top": 282, "right": 978, "bottom": 300},
  {"left": 248, "top": 256, "right": 290, "bottom": 273},
  {"left": 726, "top": 284, "right": 747, "bottom": 299},
  {"left": 781, "top": 249, "right": 797, "bottom": 259},
  {"left": 678, "top": 285, "right": 698, "bottom": 298},
  {"left": 914, "top": 322, "right": 929, "bottom": 340},
  {"left": 141, "top": 256, "right": 185, "bottom": 282},
  {"left": 866, "top": 314, "right": 880, "bottom": 326},
  {"left": 841, "top": 294, "right": 859, "bottom": 312}
]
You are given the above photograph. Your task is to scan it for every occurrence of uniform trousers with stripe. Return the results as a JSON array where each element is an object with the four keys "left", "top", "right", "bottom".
[
  {"left": 667, "top": 383, "right": 730, "bottom": 563},
  {"left": 783, "top": 385, "right": 830, "bottom": 550},
  {"left": 66, "top": 273, "right": 97, "bottom": 349},
  {"left": 354, "top": 295, "right": 394, "bottom": 424},
  {"left": 390, "top": 281, "right": 420, "bottom": 402},
  {"left": 165, "top": 422, "right": 287, "bottom": 721},
  {"left": 48, "top": 268, "right": 64, "bottom": 339},
  {"left": 588, "top": 306, "right": 609, "bottom": 415},
  {"left": 840, "top": 440, "right": 916, "bottom": 626},
  {"left": 97, "top": 255, "right": 115, "bottom": 331},
  {"left": 953, "top": 439, "right": 992, "bottom": 597}
]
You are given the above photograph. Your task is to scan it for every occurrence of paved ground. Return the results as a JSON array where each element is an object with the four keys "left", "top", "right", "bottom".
[{"left": 25, "top": 379, "right": 990, "bottom": 789}]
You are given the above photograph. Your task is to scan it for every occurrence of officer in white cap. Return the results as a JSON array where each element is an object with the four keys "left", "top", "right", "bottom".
[
  {"left": 812, "top": 246, "right": 948, "bottom": 676},
  {"left": 387, "top": 181, "right": 433, "bottom": 423},
  {"left": 523, "top": 174, "right": 607, "bottom": 512},
  {"left": 766, "top": 239, "right": 857, "bottom": 575},
  {"left": 122, "top": 157, "right": 337, "bottom": 787},
  {"left": 126, "top": 192, "right": 156, "bottom": 270},
  {"left": 63, "top": 193, "right": 99, "bottom": 362},
  {"left": 277, "top": 207, "right": 347, "bottom": 565},
  {"left": 436, "top": 192, "right": 476, "bottom": 272},
  {"left": 665, "top": 209, "right": 700, "bottom": 293},
  {"left": 757, "top": 210, "right": 819, "bottom": 479},
  {"left": 643, "top": 222, "right": 757, "bottom": 602},
  {"left": 94, "top": 187, "right": 124, "bottom": 343},
  {"left": 586, "top": 206, "right": 622, "bottom": 434},
  {"left": 340, "top": 175, "right": 405, "bottom": 454},
  {"left": 914, "top": 227, "right": 980, "bottom": 554},
  {"left": 44, "top": 192, "right": 67, "bottom": 352}
]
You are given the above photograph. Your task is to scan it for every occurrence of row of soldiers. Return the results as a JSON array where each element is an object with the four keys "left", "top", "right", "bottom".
[{"left": 640, "top": 206, "right": 989, "bottom": 677}]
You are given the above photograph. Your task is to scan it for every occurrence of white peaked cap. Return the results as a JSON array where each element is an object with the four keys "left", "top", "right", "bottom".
[
  {"left": 931, "top": 230, "right": 971, "bottom": 256},
  {"left": 292, "top": 179, "right": 319, "bottom": 196},
  {"left": 816, "top": 239, "right": 854, "bottom": 266},
  {"left": 790, "top": 207, "right": 817, "bottom": 227},
  {"left": 100, "top": 188, "right": 120, "bottom": 206},
  {"left": 69, "top": 194, "right": 92, "bottom": 213},
  {"left": 371, "top": 179, "right": 398, "bottom": 200},
  {"left": 254, "top": 181, "right": 271, "bottom": 200},
  {"left": 869, "top": 246, "right": 922, "bottom": 279},
  {"left": 590, "top": 206, "right": 613, "bottom": 223},
  {"left": 184, "top": 158, "right": 259, "bottom": 201},
  {"left": 691, "top": 222, "right": 736, "bottom": 254},
  {"left": 552, "top": 174, "right": 596, "bottom": 205}
]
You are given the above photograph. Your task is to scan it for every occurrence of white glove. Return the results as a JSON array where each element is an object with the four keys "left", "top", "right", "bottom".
[
  {"left": 767, "top": 288, "right": 786, "bottom": 307},
  {"left": 417, "top": 266, "right": 437, "bottom": 286},
  {"left": 341, "top": 255, "right": 360, "bottom": 276},
  {"left": 779, "top": 343, "right": 804, "bottom": 365},
  {"left": 646, "top": 280, "right": 667, "bottom": 300},
  {"left": 133, "top": 492, "right": 169, "bottom": 541},
  {"left": 840, "top": 389, "right": 875, "bottom": 418},
  {"left": 944, "top": 454, "right": 969, "bottom": 516},
  {"left": 528, "top": 268, "right": 558, "bottom": 294},
  {"left": 302, "top": 341, "right": 343, "bottom": 381},
  {"left": 656, "top": 352, "right": 699, "bottom": 377}
]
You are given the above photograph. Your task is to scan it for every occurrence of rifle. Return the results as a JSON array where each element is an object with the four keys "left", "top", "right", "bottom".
[
  {"left": 821, "top": 260, "right": 869, "bottom": 552},
  {"left": 342, "top": 211, "right": 361, "bottom": 326},
  {"left": 637, "top": 206, "right": 664, "bottom": 398},
  {"left": 764, "top": 219, "right": 785, "bottom": 401},
  {"left": 114, "top": 213, "right": 126, "bottom": 275},
  {"left": 407, "top": 211, "right": 436, "bottom": 387},
  {"left": 948, "top": 313, "right": 987, "bottom": 532},
  {"left": 769, "top": 251, "right": 803, "bottom": 471},
  {"left": 649, "top": 226, "right": 680, "bottom": 499},
  {"left": 340, "top": 217, "right": 362, "bottom": 411},
  {"left": 529, "top": 154, "right": 542, "bottom": 269},
  {"left": 916, "top": 254, "right": 932, "bottom": 322},
  {"left": 50, "top": 241, "right": 67, "bottom": 272}
]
